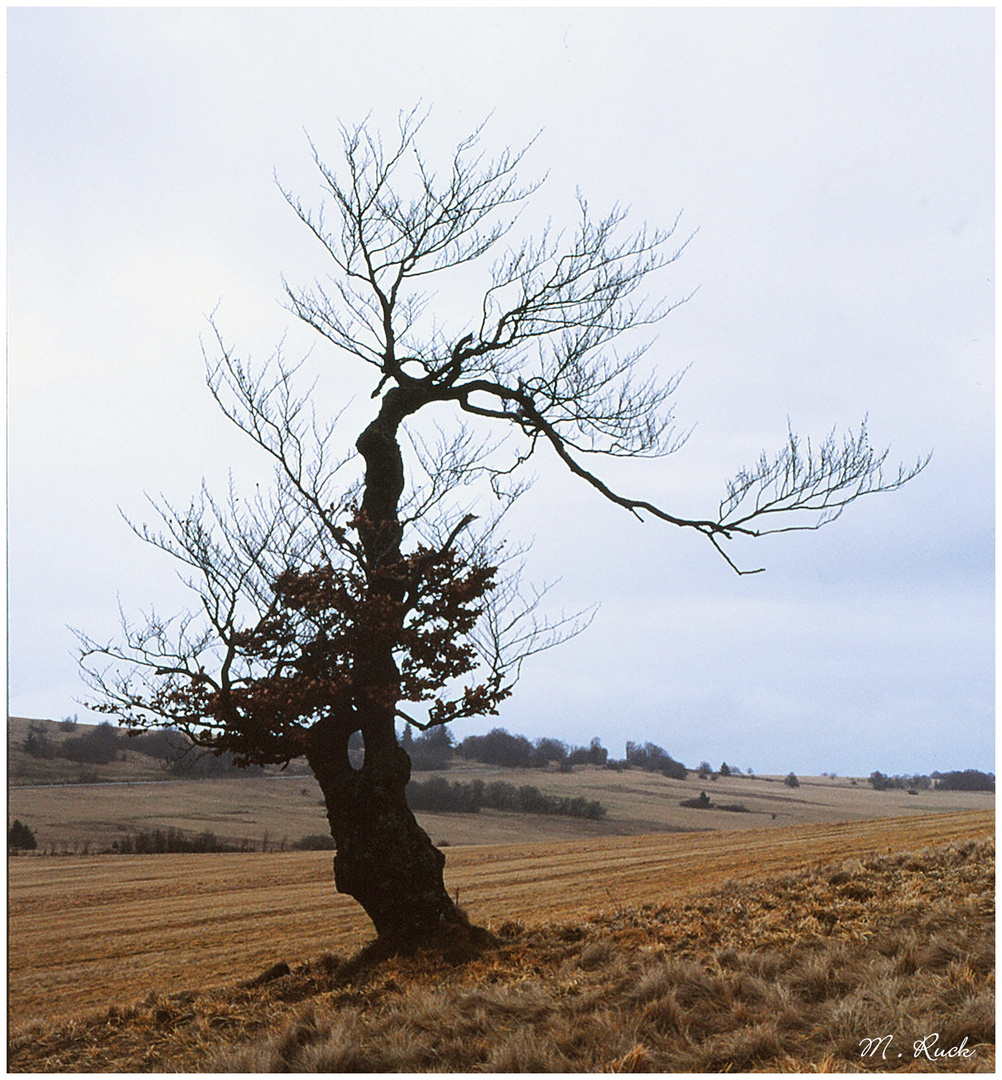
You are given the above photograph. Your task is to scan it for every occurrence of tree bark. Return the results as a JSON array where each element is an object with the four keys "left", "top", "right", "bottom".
[
  {"left": 308, "top": 735, "right": 462, "bottom": 940},
  {"left": 304, "top": 384, "right": 465, "bottom": 941}
]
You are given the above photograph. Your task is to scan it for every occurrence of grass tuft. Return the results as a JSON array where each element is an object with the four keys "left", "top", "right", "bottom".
[{"left": 8, "top": 836, "right": 994, "bottom": 1073}]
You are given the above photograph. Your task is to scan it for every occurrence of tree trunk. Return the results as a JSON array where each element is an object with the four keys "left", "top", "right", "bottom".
[
  {"left": 307, "top": 736, "right": 463, "bottom": 940},
  {"left": 304, "top": 384, "right": 465, "bottom": 941}
]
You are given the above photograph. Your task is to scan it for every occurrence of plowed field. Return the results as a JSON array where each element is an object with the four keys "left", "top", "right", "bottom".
[{"left": 8, "top": 809, "right": 992, "bottom": 1035}]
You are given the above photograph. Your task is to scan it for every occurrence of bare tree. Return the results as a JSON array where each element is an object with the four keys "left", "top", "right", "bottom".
[{"left": 78, "top": 109, "right": 926, "bottom": 943}]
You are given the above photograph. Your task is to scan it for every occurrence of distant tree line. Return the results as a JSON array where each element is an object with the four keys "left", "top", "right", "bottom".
[
  {"left": 624, "top": 741, "right": 688, "bottom": 779},
  {"left": 936, "top": 769, "right": 995, "bottom": 791},
  {"left": 106, "top": 827, "right": 257, "bottom": 854},
  {"left": 27, "top": 719, "right": 990, "bottom": 796},
  {"left": 406, "top": 777, "right": 606, "bottom": 820},
  {"left": 452, "top": 727, "right": 609, "bottom": 771},
  {"left": 450, "top": 727, "right": 691, "bottom": 777},
  {"left": 20, "top": 720, "right": 262, "bottom": 777},
  {"left": 869, "top": 769, "right": 994, "bottom": 792},
  {"left": 400, "top": 725, "right": 456, "bottom": 770}
]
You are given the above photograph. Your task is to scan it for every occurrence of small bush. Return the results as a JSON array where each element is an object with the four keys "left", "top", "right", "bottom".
[
  {"left": 21, "top": 721, "right": 57, "bottom": 759},
  {"left": 784, "top": 772, "right": 800, "bottom": 788},
  {"left": 8, "top": 819, "right": 37, "bottom": 852}
]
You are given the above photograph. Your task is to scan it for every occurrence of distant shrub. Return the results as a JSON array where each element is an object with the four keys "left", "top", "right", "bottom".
[
  {"left": 870, "top": 771, "right": 936, "bottom": 791},
  {"left": 401, "top": 726, "right": 454, "bottom": 771},
  {"left": 457, "top": 728, "right": 534, "bottom": 768},
  {"left": 128, "top": 727, "right": 190, "bottom": 761},
  {"left": 530, "top": 737, "right": 569, "bottom": 769},
  {"left": 62, "top": 721, "right": 123, "bottom": 764},
  {"left": 8, "top": 819, "right": 37, "bottom": 852},
  {"left": 567, "top": 738, "right": 608, "bottom": 767},
  {"left": 483, "top": 779, "right": 517, "bottom": 810},
  {"left": 718, "top": 762, "right": 731, "bottom": 777},
  {"left": 168, "top": 746, "right": 265, "bottom": 778},
  {"left": 21, "top": 721, "right": 57, "bottom": 759},
  {"left": 625, "top": 741, "right": 688, "bottom": 779},
  {"left": 455, "top": 728, "right": 614, "bottom": 771},
  {"left": 660, "top": 758, "right": 688, "bottom": 781},
  {"left": 406, "top": 777, "right": 606, "bottom": 819},
  {"left": 680, "top": 791, "right": 713, "bottom": 809},
  {"left": 407, "top": 777, "right": 483, "bottom": 813},
  {"left": 784, "top": 772, "right": 800, "bottom": 788},
  {"left": 292, "top": 834, "right": 337, "bottom": 850}
]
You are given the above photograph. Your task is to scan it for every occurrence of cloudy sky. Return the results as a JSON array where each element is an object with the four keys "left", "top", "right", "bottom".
[{"left": 8, "top": 7, "right": 993, "bottom": 777}]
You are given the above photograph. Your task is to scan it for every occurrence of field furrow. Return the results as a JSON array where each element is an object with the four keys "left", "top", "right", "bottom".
[{"left": 8, "top": 809, "right": 992, "bottom": 1033}]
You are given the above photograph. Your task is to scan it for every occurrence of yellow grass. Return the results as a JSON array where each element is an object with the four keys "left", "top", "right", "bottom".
[
  {"left": 8, "top": 809, "right": 992, "bottom": 1037},
  {"left": 7, "top": 824, "right": 994, "bottom": 1073}
]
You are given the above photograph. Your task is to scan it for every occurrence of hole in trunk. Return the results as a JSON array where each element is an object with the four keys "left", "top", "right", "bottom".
[{"left": 348, "top": 730, "right": 365, "bottom": 770}]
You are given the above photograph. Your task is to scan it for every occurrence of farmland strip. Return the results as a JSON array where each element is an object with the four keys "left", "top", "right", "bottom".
[{"left": 8, "top": 810, "right": 992, "bottom": 1032}]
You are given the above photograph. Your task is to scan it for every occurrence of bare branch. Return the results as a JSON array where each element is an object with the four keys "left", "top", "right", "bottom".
[{"left": 78, "top": 111, "right": 930, "bottom": 939}]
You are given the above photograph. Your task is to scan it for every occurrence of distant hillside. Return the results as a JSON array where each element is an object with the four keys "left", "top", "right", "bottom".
[
  {"left": 7, "top": 717, "right": 310, "bottom": 788},
  {"left": 9, "top": 717, "right": 166, "bottom": 786}
]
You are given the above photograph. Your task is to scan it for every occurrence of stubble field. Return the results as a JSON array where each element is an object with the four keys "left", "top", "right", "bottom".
[
  {"left": 8, "top": 720, "right": 994, "bottom": 1070},
  {"left": 8, "top": 810, "right": 993, "bottom": 1043}
]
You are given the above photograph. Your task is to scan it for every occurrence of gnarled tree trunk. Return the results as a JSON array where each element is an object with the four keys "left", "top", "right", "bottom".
[
  {"left": 303, "top": 384, "right": 465, "bottom": 941},
  {"left": 307, "top": 733, "right": 462, "bottom": 939}
]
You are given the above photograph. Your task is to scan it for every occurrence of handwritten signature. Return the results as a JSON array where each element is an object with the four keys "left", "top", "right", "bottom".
[{"left": 860, "top": 1034, "right": 976, "bottom": 1061}]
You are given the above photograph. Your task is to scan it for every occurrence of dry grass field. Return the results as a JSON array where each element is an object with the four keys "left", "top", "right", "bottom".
[
  {"left": 7, "top": 813, "right": 994, "bottom": 1072},
  {"left": 8, "top": 718, "right": 995, "bottom": 1070},
  {"left": 8, "top": 813, "right": 993, "bottom": 1043},
  {"left": 9, "top": 717, "right": 993, "bottom": 851}
]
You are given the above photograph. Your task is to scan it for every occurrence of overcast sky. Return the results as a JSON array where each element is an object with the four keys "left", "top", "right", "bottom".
[{"left": 8, "top": 7, "right": 993, "bottom": 777}]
